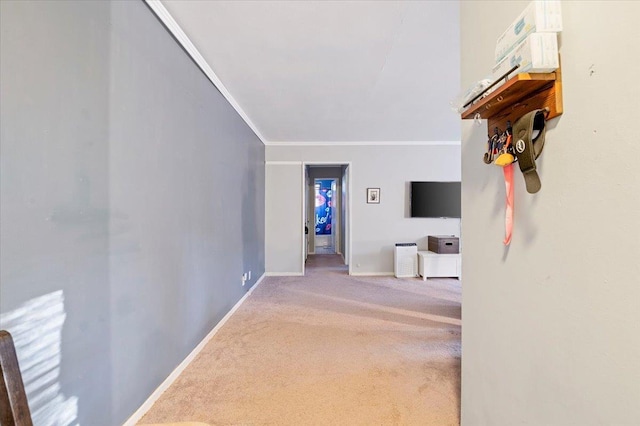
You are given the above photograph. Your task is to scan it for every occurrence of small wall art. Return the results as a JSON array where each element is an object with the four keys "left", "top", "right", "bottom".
[{"left": 367, "top": 188, "right": 380, "bottom": 204}]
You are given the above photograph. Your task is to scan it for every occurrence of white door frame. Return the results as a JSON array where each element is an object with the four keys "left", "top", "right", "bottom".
[
  {"left": 302, "top": 162, "right": 353, "bottom": 275},
  {"left": 312, "top": 177, "right": 337, "bottom": 253}
]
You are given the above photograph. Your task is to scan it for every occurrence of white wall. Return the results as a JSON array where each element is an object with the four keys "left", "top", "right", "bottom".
[
  {"left": 265, "top": 163, "right": 303, "bottom": 275},
  {"left": 460, "top": 1, "right": 640, "bottom": 425},
  {"left": 266, "top": 144, "right": 461, "bottom": 275}
]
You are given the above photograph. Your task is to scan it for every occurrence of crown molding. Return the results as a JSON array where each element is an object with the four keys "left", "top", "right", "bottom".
[
  {"left": 145, "top": 0, "right": 267, "bottom": 145},
  {"left": 265, "top": 161, "right": 303, "bottom": 165},
  {"left": 265, "top": 140, "right": 461, "bottom": 147}
]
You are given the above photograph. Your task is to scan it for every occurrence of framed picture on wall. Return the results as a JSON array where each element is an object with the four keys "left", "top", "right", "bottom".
[{"left": 367, "top": 188, "right": 380, "bottom": 204}]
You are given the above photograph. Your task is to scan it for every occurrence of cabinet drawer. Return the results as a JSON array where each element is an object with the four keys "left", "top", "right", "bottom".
[{"left": 425, "top": 257, "right": 458, "bottom": 277}]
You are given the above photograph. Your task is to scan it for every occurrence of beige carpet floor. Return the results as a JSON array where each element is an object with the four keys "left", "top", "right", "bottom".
[{"left": 139, "top": 255, "right": 461, "bottom": 425}]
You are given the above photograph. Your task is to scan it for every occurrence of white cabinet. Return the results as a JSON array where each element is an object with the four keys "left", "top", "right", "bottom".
[{"left": 417, "top": 251, "right": 461, "bottom": 280}]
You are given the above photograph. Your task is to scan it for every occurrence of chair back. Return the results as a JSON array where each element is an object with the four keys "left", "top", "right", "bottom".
[{"left": 0, "top": 330, "right": 33, "bottom": 426}]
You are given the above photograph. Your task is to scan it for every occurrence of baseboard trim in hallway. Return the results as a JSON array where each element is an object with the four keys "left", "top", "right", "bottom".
[
  {"left": 265, "top": 272, "right": 304, "bottom": 277},
  {"left": 123, "top": 273, "right": 266, "bottom": 426},
  {"left": 350, "top": 271, "right": 396, "bottom": 276}
]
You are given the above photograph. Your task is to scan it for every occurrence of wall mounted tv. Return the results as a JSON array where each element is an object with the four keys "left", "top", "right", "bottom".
[{"left": 410, "top": 181, "right": 461, "bottom": 218}]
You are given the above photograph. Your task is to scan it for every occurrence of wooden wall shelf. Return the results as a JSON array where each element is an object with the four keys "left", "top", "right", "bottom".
[{"left": 461, "top": 68, "right": 563, "bottom": 131}]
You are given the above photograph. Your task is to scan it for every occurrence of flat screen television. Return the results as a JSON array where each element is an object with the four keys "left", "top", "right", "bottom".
[{"left": 410, "top": 182, "right": 461, "bottom": 218}]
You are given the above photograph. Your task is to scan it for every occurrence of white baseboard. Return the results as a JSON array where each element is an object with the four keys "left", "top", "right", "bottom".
[
  {"left": 123, "top": 273, "right": 266, "bottom": 425},
  {"left": 265, "top": 271, "right": 304, "bottom": 277},
  {"left": 349, "top": 272, "right": 396, "bottom": 276}
]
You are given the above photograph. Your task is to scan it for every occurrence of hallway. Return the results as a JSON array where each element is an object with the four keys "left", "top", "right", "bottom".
[{"left": 140, "top": 255, "right": 461, "bottom": 425}]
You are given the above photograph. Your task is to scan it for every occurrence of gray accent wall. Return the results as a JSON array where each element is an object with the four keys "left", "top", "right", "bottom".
[{"left": 0, "top": 1, "right": 265, "bottom": 424}]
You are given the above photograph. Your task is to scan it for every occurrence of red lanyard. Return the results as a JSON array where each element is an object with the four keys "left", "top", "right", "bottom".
[{"left": 503, "top": 162, "right": 514, "bottom": 245}]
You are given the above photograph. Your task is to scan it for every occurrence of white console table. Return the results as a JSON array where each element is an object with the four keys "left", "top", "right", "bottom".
[{"left": 417, "top": 251, "right": 461, "bottom": 280}]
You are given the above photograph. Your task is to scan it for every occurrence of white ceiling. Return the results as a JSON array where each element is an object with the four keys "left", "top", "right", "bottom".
[{"left": 160, "top": 0, "right": 460, "bottom": 144}]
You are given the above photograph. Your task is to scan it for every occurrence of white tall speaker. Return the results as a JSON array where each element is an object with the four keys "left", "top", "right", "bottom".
[{"left": 394, "top": 243, "right": 418, "bottom": 278}]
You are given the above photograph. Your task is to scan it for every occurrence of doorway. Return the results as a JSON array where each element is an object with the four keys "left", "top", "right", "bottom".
[
  {"left": 302, "top": 163, "right": 352, "bottom": 275},
  {"left": 314, "top": 179, "right": 336, "bottom": 254}
]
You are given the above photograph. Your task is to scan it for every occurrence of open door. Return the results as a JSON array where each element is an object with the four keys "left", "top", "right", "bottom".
[{"left": 343, "top": 165, "right": 351, "bottom": 271}]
